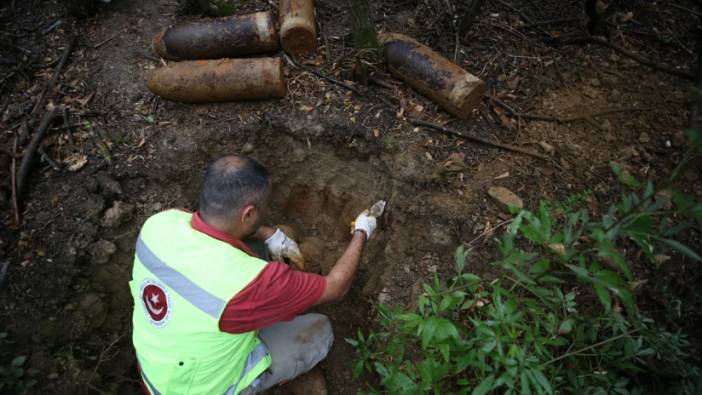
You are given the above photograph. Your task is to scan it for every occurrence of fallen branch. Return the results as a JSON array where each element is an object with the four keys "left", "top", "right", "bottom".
[
  {"left": 488, "top": 95, "right": 653, "bottom": 123},
  {"left": 16, "top": 109, "right": 59, "bottom": 200},
  {"left": 31, "top": 34, "right": 76, "bottom": 115},
  {"left": 670, "top": 3, "right": 702, "bottom": 18},
  {"left": 518, "top": 18, "right": 579, "bottom": 29},
  {"left": 563, "top": 36, "right": 695, "bottom": 81},
  {"left": 93, "top": 34, "right": 118, "bottom": 49},
  {"left": 408, "top": 118, "right": 548, "bottom": 160},
  {"left": 11, "top": 136, "right": 20, "bottom": 225},
  {"left": 543, "top": 329, "right": 639, "bottom": 366}
]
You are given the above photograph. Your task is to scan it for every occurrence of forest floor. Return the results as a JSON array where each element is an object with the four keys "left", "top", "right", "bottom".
[{"left": 1, "top": 0, "right": 701, "bottom": 393}]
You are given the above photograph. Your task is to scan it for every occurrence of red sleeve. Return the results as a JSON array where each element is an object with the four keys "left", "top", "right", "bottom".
[{"left": 218, "top": 262, "right": 327, "bottom": 333}]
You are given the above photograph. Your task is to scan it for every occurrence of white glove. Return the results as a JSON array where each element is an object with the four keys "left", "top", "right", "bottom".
[
  {"left": 352, "top": 210, "right": 378, "bottom": 240},
  {"left": 265, "top": 228, "right": 305, "bottom": 270}
]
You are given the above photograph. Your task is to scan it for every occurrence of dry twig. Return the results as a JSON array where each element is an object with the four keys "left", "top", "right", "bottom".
[
  {"left": 31, "top": 34, "right": 76, "bottom": 115},
  {"left": 11, "top": 136, "right": 20, "bottom": 225},
  {"left": 16, "top": 109, "right": 59, "bottom": 200},
  {"left": 408, "top": 118, "right": 548, "bottom": 160},
  {"left": 556, "top": 36, "right": 696, "bottom": 80},
  {"left": 87, "top": 333, "right": 126, "bottom": 389}
]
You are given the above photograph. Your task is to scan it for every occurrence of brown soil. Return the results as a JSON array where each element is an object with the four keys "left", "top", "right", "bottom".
[{"left": 1, "top": 0, "right": 700, "bottom": 394}]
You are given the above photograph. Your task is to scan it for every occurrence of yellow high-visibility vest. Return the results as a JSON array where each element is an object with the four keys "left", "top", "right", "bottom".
[{"left": 130, "top": 210, "right": 271, "bottom": 395}]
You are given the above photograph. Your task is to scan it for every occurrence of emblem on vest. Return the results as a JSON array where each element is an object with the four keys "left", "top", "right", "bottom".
[{"left": 140, "top": 279, "right": 172, "bottom": 327}]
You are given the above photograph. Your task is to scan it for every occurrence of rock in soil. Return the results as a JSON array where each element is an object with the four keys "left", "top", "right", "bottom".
[
  {"left": 286, "top": 368, "right": 328, "bottom": 395},
  {"left": 90, "top": 239, "right": 117, "bottom": 264},
  {"left": 101, "top": 201, "right": 135, "bottom": 228},
  {"left": 378, "top": 287, "right": 391, "bottom": 304},
  {"left": 78, "top": 292, "right": 106, "bottom": 328},
  {"left": 79, "top": 193, "right": 106, "bottom": 222},
  {"left": 488, "top": 186, "right": 524, "bottom": 212},
  {"left": 97, "top": 173, "right": 123, "bottom": 198}
]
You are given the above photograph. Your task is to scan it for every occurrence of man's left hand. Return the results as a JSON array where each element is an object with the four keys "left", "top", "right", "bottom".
[{"left": 265, "top": 228, "right": 305, "bottom": 270}]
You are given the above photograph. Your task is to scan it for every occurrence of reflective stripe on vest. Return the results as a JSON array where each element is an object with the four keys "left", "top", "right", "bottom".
[
  {"left": 224, "top": 342, "right": 269, "bottom": 395},
  {"left": 136, "top": 236, "right": 225, "bottom": 319},
  {"left": 141, "top": 368, "right": 162, "bottom": 395},
  {"left": 138, "top": 342, "right": 268, "bottom": 395}
]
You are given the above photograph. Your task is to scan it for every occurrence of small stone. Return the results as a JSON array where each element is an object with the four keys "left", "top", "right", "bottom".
[
  {"left": 241, "top": 142, "right": 254, "bottom": 154},
  {"left": 538, "top": 141, "right": 555, "bottom": 155},
  {"left": 639, "top": 132, "right": 650, "bottom": 143},
  {"left": 89, "top": 239, "right": 116, "bottom": 264},
  {"left": 152, "top": 202, "right": 162, "bottom": 212},
  {"left": 101, "top": 201, "right": 134, "bottom": 228},
  {"left": 378, "top": 288, "right": 391, "bottom": 304},
  {"left": 601, "top": 119, "right": 612, "bottom": 131},
  {"left": 488, "top": 186, "right": 524, "bottom": 212}
]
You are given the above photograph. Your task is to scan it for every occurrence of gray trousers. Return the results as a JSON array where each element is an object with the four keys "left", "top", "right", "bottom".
[{"left": 240, "top": 313, "right": 334, "bottom": 394}]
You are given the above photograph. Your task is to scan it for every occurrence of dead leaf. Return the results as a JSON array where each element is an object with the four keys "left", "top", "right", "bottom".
[
  {"left": 620, "top": 11, "right": 633, "bottom": 23},
  {"left": 64, "top": 154, "right": 88, "bottom": 172},
  {"left": 547, "top": 243, "right": 566, "bottom": 256}
]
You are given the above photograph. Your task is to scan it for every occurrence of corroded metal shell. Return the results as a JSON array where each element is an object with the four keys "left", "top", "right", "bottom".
[
  {"left": 279, "top": 0, "right": 316, "bottom": 57},
  {"left": 153, "top": 11, "right": 279, "bottom": 60},
  {"left": 380, "top": 33, "right": 486, "bottom": 119},
  {"left": 147, "top": 58, "right": 286, "bottom": 103}
]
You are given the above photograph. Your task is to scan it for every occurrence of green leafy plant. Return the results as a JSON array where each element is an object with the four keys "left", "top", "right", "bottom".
[
  {"left": 0, "top": 333, "right": 37, "bottom": 394},
  {"left": 0, "top": 354, "right": 37, "bottom": 394},
  {"left": 348, "top": 131, "right": 702, "bottom": 394}
]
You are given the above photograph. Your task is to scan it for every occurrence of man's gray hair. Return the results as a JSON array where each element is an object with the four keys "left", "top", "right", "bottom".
[{"left": 198, "top": 155, "right": 270, "bottom": 220}]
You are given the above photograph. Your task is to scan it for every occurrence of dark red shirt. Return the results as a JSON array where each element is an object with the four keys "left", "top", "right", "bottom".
[{"left": 189, "top": 212, "right": 327, "bottom": 333}]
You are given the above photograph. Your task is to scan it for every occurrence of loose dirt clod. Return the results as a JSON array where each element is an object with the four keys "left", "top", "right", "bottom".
[
  {"left": 147, "top": 58, "right": 286, "bottom": 103},
  {"left": 89, "top": 239, "right": 117, "bottom": 264},
  {"left": 101, "top": 201, "right": 134, "bottom": 228},
  {"left": 379, "top": 33, "right": 486, "bottom": 119},
  {"left": 153, "top": 11, "right": 279, "bottom": 60},
  {"left": 488, "top": 186, "right": 524, "bottom": 212},
  {"left": 299, "top": 236, "right": 325, "bottom": 274}
]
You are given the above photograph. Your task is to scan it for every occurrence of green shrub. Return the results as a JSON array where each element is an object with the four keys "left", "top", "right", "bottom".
[{"left": 348, "top": 132, "right": 702, "bottom": 394}]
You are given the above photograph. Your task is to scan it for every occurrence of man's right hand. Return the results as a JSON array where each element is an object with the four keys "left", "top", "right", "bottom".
[{"left": 352, "top": 210, "right": 378, "bottom": 240}]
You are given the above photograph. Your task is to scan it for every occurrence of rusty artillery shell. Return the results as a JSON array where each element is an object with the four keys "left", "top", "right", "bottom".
[
  {"left": 279, "top": 0, "right": 316, "bottom": 56},
  {"left": 147, "top": 58, "right": 286, "bottom": 103},
  {"left": 152, "top": 11, "right": 279, "bottom": 60},
  {"left": 379, "top": 33, "right": 486, "bottom": 119}
]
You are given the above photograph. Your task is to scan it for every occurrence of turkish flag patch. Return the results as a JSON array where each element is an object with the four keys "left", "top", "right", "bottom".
[{"left": 140, "top": 280, "right": 172, "bottom": 327}]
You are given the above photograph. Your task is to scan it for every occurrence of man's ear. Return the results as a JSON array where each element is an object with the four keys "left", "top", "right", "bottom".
[{"left": 240, "top": 204, "right": 257, "bottom": 224}]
